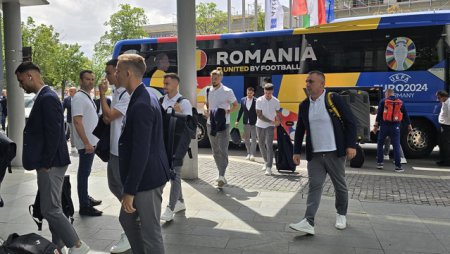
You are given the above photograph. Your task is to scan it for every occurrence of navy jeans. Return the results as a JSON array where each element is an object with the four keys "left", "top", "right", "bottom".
[
  {"left": 77, "top": 149, "right": 95, "bottom": 208},
  {"left": 377, "top": 124, "right": 401, "bottom": 168}
]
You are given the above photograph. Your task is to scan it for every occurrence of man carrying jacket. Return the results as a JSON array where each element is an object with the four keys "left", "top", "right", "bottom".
[
  {"left": 16, "top": 62, "right": 89, "bottom": 254},
  {"left": 289, "top": 70, "right": 357, "bottom": 235}
]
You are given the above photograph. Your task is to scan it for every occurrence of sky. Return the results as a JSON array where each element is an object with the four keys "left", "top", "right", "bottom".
[{"left": 20, "top": 0, "right": 290, "bottom": 59}]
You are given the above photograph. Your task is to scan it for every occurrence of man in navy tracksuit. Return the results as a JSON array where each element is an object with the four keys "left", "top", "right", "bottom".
[{"left": 373, "top": 89, "right": 412, "bottom": 172}]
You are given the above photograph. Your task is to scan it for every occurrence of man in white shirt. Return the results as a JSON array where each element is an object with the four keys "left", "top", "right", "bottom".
[
  {"left": 98, "top": 59, "right": 131, "bottom": 253},
  {"left": 159, "top": 73, "right": 192, "bottom": 222},
  {"left": 290, "top": 71, "right": 357, "bottom": 235},
  {"left": 436, "top": 90, "right": 450, "bottom": 166},
  {"left": 205, "top": 68, "right": 239, "bottom": 188},
  {"left": 72, "top": 70, "right": 102, "bottom": 216},
  {"left": 256, "top": 83, "right": 281, "bottom": 176}
]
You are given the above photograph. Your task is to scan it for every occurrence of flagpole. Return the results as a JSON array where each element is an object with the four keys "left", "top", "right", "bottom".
[
  {"left": 255, "top": 0, "right": 258, "bottom": 31},
  {"left": 242, "top": 0, "right": 246, "bottom": 32},
  {"left": 228, "top": 0, "right": 232, "bottom": 33},
  {"left": 289, "top": 0, "right": 292, "bottom": 28}
]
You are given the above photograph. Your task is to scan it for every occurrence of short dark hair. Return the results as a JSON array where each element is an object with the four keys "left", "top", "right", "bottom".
[
  {"left": 79, "top": 70, "right": 93, "bottom": 80},
  {"left": 246, "top": 87, "right": 255, "bottom": 92},
  {"left": 106, "top": 59, "right": 118, "bottom": 67},
  {"left": 308, "top": 70, "right": 325, "bottom": 81},
  {"left": 263, "top": 77, "right": 272, "bottom": 83},
  {"left": 15, "top": 61, "right": 41, "bottom": 74},
  {"left": 163, "top": 73, "right": 180, "bottom": 83},
  {"left": 263, "top": 83, "right": 274, "bottom": 91},
  {"left": 436, "top": 90, "right": 449, "bottom": 98}
]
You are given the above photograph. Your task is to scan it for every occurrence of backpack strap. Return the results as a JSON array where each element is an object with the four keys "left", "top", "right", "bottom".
[
  {"left": 325, "top": 92, "right": 341, "bottom": 119},
  {"left": 159, "top": 96, "right": 164, "bottom": 105},
  {"left": 206, "top": 88, "right": 210, "bottom": 108},
  {"left": 119, "top": 90, "right": 127, "bottom": 101},
  {"left": 176, "top": 96, "right": 186, "bottom": 104}
]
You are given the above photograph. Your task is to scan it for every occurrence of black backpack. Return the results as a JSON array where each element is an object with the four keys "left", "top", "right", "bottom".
[
  {"left": 29, "top": 176, "right": 74, "bottom": 231},
  {"left": 3, "top": 233, "right": 60, "bottom": 254}
]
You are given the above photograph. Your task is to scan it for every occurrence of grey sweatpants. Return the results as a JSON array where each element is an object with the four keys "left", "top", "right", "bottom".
[
  {"left": 107, "top": 154, "right": 123, "bottom": 201},
  {"left": 256, "top": 126, "right": 275, "bottom": 168},
  {"left": 207, "top": 124, "right": 230, "bottom": 177},
  {"left": 243, "top": 124, "right": 257, "bottom": 156},
  {"left": 168, "top": 165, "right": 184, "bottom": 211},
  {"left": 119, "top": 186, "right": 165, "bottom": 254},
  {"left": 304, "top": 152, "right": 348, "bottom": 226},
  {"left": 37, "top": 166, "right": 79, "bottom": 249}
]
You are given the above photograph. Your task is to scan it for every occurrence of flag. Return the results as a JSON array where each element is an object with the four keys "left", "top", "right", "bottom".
[
  {"left": 325, "top": 0, "right": 335, "bottom": 23},
  {"left": 294, "top": 0, "right": 333, "bottom": 27},
  {"left": 265, "top": 0, "right": 284, "bottom": 30},
  {"left": 292, "top": 0, "right": 307, "bottom": 16}
]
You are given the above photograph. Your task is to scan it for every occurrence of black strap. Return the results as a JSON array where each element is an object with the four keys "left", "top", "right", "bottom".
[
  {"left": 176, "top": 96, "right": 186, "bottom": 103},
  {"left": 77, "top": 90, "right": 97, "bottom": 110},
  {"left": 206, "top": 88, "right": 210, "bottom": 108},
  {"left": 119, "top": 90, "right": 127, "bottom": 101}
]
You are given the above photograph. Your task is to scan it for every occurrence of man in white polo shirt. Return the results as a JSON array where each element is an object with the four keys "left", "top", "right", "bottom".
[
  {"left": 98, "top": 59, "right": 131, "bottom": 253},
  {"left": 256, "top": 83, "right": 281, "bottom": 176},
  {"left": 205, "top": 68, "right": 239, "bottom": 188},
  {"left": 72, "top": 70, "right": 102, "bottom": 217},
  {"left": 159, "top": 73, "right": 192, "bottom": 222}
]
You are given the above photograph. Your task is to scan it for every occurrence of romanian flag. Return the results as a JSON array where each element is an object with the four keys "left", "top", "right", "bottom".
[{"left": 292, "top": 0, "right": 334, "bottom": 27}]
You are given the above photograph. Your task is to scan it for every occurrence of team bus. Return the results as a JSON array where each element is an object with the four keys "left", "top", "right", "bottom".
[{"left": 112, "top": 11, "right": 450, "bottom": 158}]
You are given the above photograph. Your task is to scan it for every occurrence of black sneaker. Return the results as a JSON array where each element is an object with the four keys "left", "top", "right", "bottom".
[
  {"left": 376, "top": 163, "right": 384, "bottom": 170},
  {"left": 79, "top": 206, "right": 103, "bottom": 216},
  {"left": 89, "top": 196, "right": 102, "bottom": 206},
  {"left": 0, "top": 195, "right": 3, "bottom": 207},
  {"left": 395, "top": 167, "right": 404, "bottom": 173}
]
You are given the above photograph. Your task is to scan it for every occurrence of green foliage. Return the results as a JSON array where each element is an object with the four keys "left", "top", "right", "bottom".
[
  {"left": 93, "top": 4, "right": 148, "bottom": 64},
  {"left": 21, "top": 17, "right": 89, "bottom": 94},
  {"left": 196, "top": 2, "right": 228, "bottom": 35}
]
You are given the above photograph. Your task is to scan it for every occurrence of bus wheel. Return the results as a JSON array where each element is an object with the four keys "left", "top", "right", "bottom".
[
  {"left": 401, "top": 119, "right": 436, "bottom": 159},
  {"left": 197, "top": 116, "right": 210, "bottom": 148}
]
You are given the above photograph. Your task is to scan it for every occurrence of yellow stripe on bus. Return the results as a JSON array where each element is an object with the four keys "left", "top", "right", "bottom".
[
  {"left": 277, "top": 73, "right": 360, "bottom": 113},
  {"left": 293, "top": 18, "right": 381, "bottom": 35}
]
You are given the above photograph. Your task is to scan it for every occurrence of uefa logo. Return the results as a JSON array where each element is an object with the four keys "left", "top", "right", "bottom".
[{"left": 385, "top": 37, "right": 416, "bottom": 71}]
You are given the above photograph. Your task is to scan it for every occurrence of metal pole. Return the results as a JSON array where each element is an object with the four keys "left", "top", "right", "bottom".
[
  {"left": 255, "top": 0, "right": 258, "bottom": 31},
  {"left": 228, "top": 0, "right": 232, "bottom": 33},
  {"left": 177, "top": 0, "right": 198, "bottom": 179},
  {"left": 243, "top": 0, "right": 246, "bottom": 31},
  {"left": 3, "top": 2, "right": 25, "bottom": 167},
  {"left": 289, "top": 0, "right": 293, "bottom": 28}
]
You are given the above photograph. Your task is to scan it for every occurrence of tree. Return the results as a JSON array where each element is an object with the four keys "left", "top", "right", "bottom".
[
  {"left": 21, "top": 17, "right": 89, "bottom": 94},
  {"left": 93, "top": 4, "right": 148, "bottom": 64},
  {"left": 196, "top": 2, "right": 228, "bottom": 35}
]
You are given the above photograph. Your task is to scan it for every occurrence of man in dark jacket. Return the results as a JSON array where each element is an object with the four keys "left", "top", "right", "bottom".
[
  {"left": 289, "top": 70, "right": 357, "bottom": 235},
  {"left": 117, "top": 54, "right": 170, "bottom": 254},
  {"left": 16, "top": 62, "right": 90, "bottom": 254},
  {"left": 372, "top": 89, "right": 412, "bottom": 172},
  {"left": 235, "top": 86, "right": 258, "bottom": 161},
  {"left": 62, "top": 87, "right": 77, "bottom": 153}
]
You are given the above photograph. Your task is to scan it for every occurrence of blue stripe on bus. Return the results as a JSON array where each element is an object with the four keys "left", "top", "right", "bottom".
[
  {"left": 378, "top": 13, "right": 450, "bottom": 29},
  {"left": 220, "top": 29, "right": 295, "bottom": 40}
]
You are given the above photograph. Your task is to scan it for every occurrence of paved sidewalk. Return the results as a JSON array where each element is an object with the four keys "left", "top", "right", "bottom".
[{"left": 1, "top": 154, "right": 450, "bottom": 253}]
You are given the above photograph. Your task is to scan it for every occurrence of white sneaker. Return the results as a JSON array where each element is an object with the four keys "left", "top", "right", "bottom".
[
  {"left": 335, "top": 214, "right": 347, "bottom": 230},
  {"left": 60, "top": 248, "right": 67, "bottom": 254},
  {"left": 261, "top": 166, "right": 267, "bottom": 171},
  {"left": 265, "top": 167, "right": 272, "bottom": 176},
  {"left": 68, "top": 241, "right": 90, "bottom": 254},
  {"left": 216, "top": 176, "right": 227, "bottom": 188},
  {"left": 160, "top": 207, "right": 175, "bottom": 222},
  {"left": 249, "top": 155, "right": 255, "bottom": 161},
  {"left": 110, "top": 232, "right": 131, "bottom": 253},
  {"left": 174, "top": 200, "right": 186, "bottom": 213},
  {"left": 400, "top": 157, "right": 407, "bottom": 164},
  {"left": 383, "top": 155, "right": 390, "bottom": 160},
  {"left": 289, "top": 218, "right": 315, "bottom": 235},
  {"left": 245, "top": 154, "right": 251, "bottom": 160}
]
